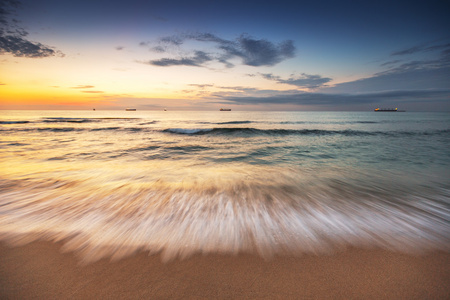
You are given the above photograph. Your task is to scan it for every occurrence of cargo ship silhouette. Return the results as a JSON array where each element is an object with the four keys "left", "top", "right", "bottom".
[{"left": 374, "top": 108, "right": 405, "bottom": 112}]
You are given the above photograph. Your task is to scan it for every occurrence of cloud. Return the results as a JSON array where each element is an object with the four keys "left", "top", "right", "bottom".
[
  {"left": 327, "top": 40, "right": 450, "bottom": 95},
  {"left": 380, "top": 60, "right": 401, "bottom": 67},
  {"left": 208, "top": 85, "right": 300, "bottom": 100},
  {"left": 188, "top": 84, "right": 214, "bottom": 88},
  {"left": 241, "top": 36, "right": 295, "bottom": 66},
  {"left": 159, "top": 35, "right": 184, "bottom": 46},
  {"left": 0, "top": 0, "right": 63, "bottom": 58},
  {"left": 144, "top": 32, "right": 295, "bottom": 68},
  {"left": 0, "top": 35, "right": 62, "bottom": 58},
  {"left": 391, "top": 46, "right": 424, "bottom": 56},
  {"left": 71, "top": 85, "right": 95, "bottom": 89},
  {"left": 260, "top": 72, "right": 332, "bottom": 89},
  {"left": 391, "top": 42, "right": 450, "bottom": 56},
  {"left": 325, "top": 67, "right": 450, "bottom": 96},
  {"left": 218, "top": 89, "right": 450, "bottom": 108},
  {"left": 151, "top": 46, "right": 165, "bottom": 53},
  {"left": 144, "top": 50, "right": 213, "bottom": 67},
  {"left": 115, "top": 46, "right": 124, "bottom": 51},
  {"left": 69, "top": 85, "right": 103, "bottom": 93}
]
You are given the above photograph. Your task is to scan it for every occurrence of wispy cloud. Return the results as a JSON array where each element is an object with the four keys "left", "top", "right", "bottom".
[
  {"left": 188, "top": 84, "right": 214, "bottom": 88},
  {"left": 391, "top": 42, "right": 450, "bottom": 56},
  {"left": 115, "top": 46, "right": 124, "bottom": 51},
  {"left": 260, "top": 73, "right": 332, "bottom": 89},
  {"left": 69, "top": 85, "right": 103, "bottom": 93},
  {"left": 0, "top": 0, "right": 63, "bottom": 58},
  {"left": 71, "top": 85, "right": 95, "bottom": 89},
  {"left": 142, "top": 32, "right": 295, "bottom": 68},
  {"left": 328, "top": 40, "right": 450, "bottom": 95},
  {"left": 380, "top": 60, "right": 402, "bottom": 67}
]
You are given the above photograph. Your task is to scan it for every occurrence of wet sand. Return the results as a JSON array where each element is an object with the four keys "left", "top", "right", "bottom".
[{"left": 1, "top": 241, "right": 449, "bottom": 299}]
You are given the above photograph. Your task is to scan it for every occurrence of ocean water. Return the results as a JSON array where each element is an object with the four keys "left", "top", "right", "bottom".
[{"left": 0, "top": 110, "right": 449, "bottom": 262}]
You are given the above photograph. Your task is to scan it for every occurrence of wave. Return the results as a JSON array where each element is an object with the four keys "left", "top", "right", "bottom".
[
  {"left": 0, "top": 174, "right": 448, "bottom": 263},
  {"left": 216, "top": 121, "right": 254, "bottom": 124},
  {"left": 41, "top": 117, "right": 141, "bottom": 123},
  {"left": 198, "top": 120, "right": 254, "bottom": 125},
  {"left": 279, "top": 121, "right": 380, "bottom": 125},
  {"left": 0, "top": 120, "right": 30, "bottom": 124},
  {"left": 90, "top": 127, "right": 121, "bottom": 131},
  {"left": 1, "top": 125, "right": 448, "bottom": 138},
  {"left": 42, "top": 117, "right": 98, "bottom": 123},
  {"left": 37, "top": 127, "right": 81, "bottom": 132},
  {"left": 164, "top": 128, "right": 214, "bottom": 134},
  {"left": 163, "top": 127, "right": 450, "bottom": 137}
]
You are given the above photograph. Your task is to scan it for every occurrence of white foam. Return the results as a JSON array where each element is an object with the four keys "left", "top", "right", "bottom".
[{"left": 0, "top": 170, "right": 448, "bottom": 263}]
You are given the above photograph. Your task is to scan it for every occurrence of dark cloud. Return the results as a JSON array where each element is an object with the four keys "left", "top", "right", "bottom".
[
  {"left": 145, "top": 50, "right": 213, "bottom": 67},
  {"left": 232, "top": 35, "right": 295, "bottom": 66},
  {"left": 151, "top": 45, "right": 165, "bottom": 53},
  {"left": 0, "top": 34, "right": 60, "bottom": 58},
  {"left": 146, "top": 35, "right": 185, "bottom": 53},
  {"left": 219, "top": 89, "right": 450, "bottom": 107},
  {"left": 260, "top": 73, "right": 332, "bottom": 89},
  {"left": 0, "top": 0, "right": 63, "bottom": 58},
  {"left": 159, "top": 35, "right": 184, "bottom": 46},
  {"left": 115, "top": 46, "right": 124, "bottom": 51},
  {"left": 144, "top": 32, "right": 295, "bottom": 68}
]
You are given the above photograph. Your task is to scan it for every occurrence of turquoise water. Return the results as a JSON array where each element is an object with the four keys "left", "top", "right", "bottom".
[{"left": 0, "top": 110, "right": 449, "bottom": 262}]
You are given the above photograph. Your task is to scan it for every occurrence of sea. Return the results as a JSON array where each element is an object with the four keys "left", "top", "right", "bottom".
[{"left": 0, "top": 110, "right": 449, "bottom": 262}]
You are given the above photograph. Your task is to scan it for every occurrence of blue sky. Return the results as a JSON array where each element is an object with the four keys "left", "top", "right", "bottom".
[{"left": 1, "top": 0, "right": 449, "bottom": 110}]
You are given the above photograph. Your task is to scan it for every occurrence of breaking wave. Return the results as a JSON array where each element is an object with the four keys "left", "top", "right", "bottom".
[
  {"left": 163, "top": 127, "right": 450, "bottom": 137},
  {"left": 0, "top": 171, "right": 448, "bottom": 264}
]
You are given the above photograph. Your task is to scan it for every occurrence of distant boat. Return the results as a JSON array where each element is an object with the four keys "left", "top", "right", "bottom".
[
  {"left": 125, "top": 108, "right": 136, "bottom": 111},
  {"left": 220, "top": 108, "right": 231, "bottom": 111},
  {"left": 374, "top": 108, "right": 405, "bottom": 112}
]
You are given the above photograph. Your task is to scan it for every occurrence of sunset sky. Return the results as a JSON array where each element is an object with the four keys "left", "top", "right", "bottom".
[{"left": 1, "top": 0, "right": 449, "bottom": 111}]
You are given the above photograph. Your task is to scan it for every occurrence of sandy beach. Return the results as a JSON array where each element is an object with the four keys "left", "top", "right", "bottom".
[{"left": 0, "top": 241, "right": 448, "bottom": 299}]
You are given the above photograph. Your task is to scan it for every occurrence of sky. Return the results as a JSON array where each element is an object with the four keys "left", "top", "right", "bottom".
[{"left": 1, "top": 0, "right": 449, "bottom": 111}]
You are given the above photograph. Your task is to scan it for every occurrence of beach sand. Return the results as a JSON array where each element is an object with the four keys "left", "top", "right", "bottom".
[{"left": 1, "top": 241, "right": 449, "bottom": 299}]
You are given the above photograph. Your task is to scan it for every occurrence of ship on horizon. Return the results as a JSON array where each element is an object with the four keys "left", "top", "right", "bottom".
[
  {"left": 374, "top": 108, "right": 405, "bottom": 112},
  {"left": 220, "top": 108, "right": 231, "bottom": 111}
]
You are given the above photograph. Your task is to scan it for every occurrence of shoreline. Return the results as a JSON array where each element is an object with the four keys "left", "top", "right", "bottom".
[{"left": 1, "top": 241, "right": 449, "bottom": 299}]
